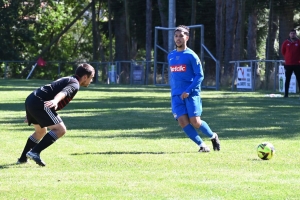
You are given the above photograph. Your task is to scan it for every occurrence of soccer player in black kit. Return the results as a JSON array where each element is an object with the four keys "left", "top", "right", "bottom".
[{"left": 17, "top": 63, "right": 95, "bottom": 166}]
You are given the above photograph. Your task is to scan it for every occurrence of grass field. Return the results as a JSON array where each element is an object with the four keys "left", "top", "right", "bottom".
[{"left": 1, "top": 79, "right": 300, "bottom": 200}]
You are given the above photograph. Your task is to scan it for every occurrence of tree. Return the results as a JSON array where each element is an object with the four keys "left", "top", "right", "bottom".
[
  {"left": 233, "top": 0, "right": 245, "bottom": 61},
  {"left": 215, "top": 0, "right": 225, "bottom": 78},
  {"left": 223, "top": 0, "right": 238, "bottom": 76},
  {"left": 0, "top": 1, "right": 37, "bottom": 60},
  {"left": 189, "top": 0, "right": 197, "bottom": 50},
  {"left": 277, "top": 0, "right": 295, "bottom": 58},
  {"left": 20, "top": 2, "right": 93, "bottom": 78},
  {"left": 91, "top": 0, "right": 99, "bottom": 62},
  {"left": 157, "top": 0, "right": 168, "bottom": 62},
  {"left": 246, "top": 7, "right": 258, "bottom": 60},
  {"left": 145, "top": 0, "right": 152, "bottom": 84}
]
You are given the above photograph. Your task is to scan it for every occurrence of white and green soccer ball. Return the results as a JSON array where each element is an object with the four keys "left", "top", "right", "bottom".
[{"left": 257, "top": 142, "right": 275, "bottom": 160}]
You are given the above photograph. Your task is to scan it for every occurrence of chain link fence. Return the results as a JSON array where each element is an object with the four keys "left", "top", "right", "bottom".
[{"left": 0, "top": 60, "right": 168, "bottom": 86}]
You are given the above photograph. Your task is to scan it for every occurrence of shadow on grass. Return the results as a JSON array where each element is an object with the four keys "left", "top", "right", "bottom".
[
  {"left": 3, "top": 98, "right": 300, "bottom": 140},
  {"left": 0, "top": 162, "right": 30, "bottom": 169},
  {"left": 70, "top": 151, "right": 180, "bottom": 156},
  {"left": 2, "top": 79, "right": 300, "bottom": 140}
]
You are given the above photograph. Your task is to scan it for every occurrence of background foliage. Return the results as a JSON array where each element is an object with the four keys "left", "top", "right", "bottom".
[{"left": 1, "top": 0, "right": 300, "bottom": 87}]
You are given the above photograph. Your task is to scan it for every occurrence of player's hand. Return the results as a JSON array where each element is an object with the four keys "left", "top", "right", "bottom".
[
  {"left": 44, "top": 100, "right": 58, "bottom": 110},
  {"left": 181, "top": 92, "right": 189, "bottom": 100},
  {"left": 24, "top": 116, "right": 28, "bottom": 123}
]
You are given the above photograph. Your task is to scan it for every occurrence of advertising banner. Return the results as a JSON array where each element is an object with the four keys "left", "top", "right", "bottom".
[
  {"left": 108, "top": 65, "right": 117, "bottom": 84},
  {"left": 237, "top": 67, "right": 252, "bottom": 89},
  {"left": 278, "top": 65, "right": 296, "bottom": 93}
]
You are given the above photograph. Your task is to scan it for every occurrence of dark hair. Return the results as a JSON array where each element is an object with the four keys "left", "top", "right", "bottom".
[
  {"left": 75, "top": 63, "right": 95, "bottom": 78},
  {"left": 290, "top": 29, "right": 296, "bottom": 33},
  {"left": 174, "top": 25, "right": 190, "bottom": 36}
]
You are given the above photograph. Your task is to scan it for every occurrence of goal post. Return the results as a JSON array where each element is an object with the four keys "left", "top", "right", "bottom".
[{"left": 153, "top": 25, "right": 220, "bottom": 90}]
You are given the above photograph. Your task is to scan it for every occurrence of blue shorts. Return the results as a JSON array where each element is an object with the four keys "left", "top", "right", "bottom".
[{"left": 171, "top": 93, "right": 202, "bottom": 119}]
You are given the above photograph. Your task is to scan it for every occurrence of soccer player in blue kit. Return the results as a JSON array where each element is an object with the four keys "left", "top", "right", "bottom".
[
  {"left": 17, "top": 63, "right": 95, "bottom": 166},
  {"left": 168, "top": 25, "right": 220, "bottom": 152}
]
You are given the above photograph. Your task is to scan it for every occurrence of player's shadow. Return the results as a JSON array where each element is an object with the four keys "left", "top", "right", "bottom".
[
  {"left": 70, "top": 151, "right": 188, "bottom": 156},
  {"left": 247, "top": 158, "right": 269, "bottom": 162},
  {"left": 0, "top": 163, "right": 22, "bottom": 169}
]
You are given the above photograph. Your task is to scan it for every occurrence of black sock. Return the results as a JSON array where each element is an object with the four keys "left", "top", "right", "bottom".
[
  {"left": 31, "top": 131, "right": 58, "bottom": 154},
  {"left": 19, "top": 135, "right": 40, "bottom": 160}
]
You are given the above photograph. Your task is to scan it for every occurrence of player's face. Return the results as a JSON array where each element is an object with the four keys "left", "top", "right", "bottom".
[
  {"left": 81, "top": 72, "right": 95, "bottom": 87},
  {"left": 290, "top": 31, "right": 297, "bottom": 39},
  {"left": 174, "top": 31, "right": 189, "bottom": 49}
]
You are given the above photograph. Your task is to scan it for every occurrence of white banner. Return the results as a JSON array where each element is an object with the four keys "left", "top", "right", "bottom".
[
  {"left": 108, "top": 65, "right": 116, "bottom": 84},
  {"left": 278, "top": 65, "right": 296, "bottom": 93},
  {"left": 237, "top": 67, "right": 252, "bottom": 89}
]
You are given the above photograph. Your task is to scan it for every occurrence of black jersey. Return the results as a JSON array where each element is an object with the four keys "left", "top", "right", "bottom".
[{"left": 33, "top": 76, "right": 80, "bottom": 111}]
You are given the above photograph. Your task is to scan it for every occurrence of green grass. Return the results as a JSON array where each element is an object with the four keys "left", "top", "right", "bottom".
[{"left": 1, "top": 79, "right": 300, "bottom": 200}]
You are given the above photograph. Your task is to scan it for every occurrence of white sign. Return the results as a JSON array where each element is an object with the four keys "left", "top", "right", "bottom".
[
  {"left": 108, "top": 65, "right": 116, "bottom": 84},
  {"left": 237, "top": 67, "right": 252, "bottom": 89},
  {"left": 278, "top": 65, "right": 296, "bottom": 93}
]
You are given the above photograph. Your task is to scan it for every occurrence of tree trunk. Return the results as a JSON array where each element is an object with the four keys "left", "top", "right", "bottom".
[
  {"left": 268, "top": 13, "right": 279, "bottom": 60},
  {"left": 189, "top": 0, "right": 196, "bottom": 50},
  {"left": 265, "top": 0, "right": 279, "bottom": 89},
  {"left": 146, "top": 0, "right": 152, "bottom": 84},
  {"left": 114, "top": 13, "right": 128, "bottom": 61},
  {"left": 215, "top": 0, "right": 225, "bottom": 77},
  {"left": 97, "top": 1, "right": 105, "bottom": 62},
  {"left": 157, "top": 0, "right": 168, "bottom": 55},
  {"left": 246, "top": 8, "right": 257, "bottom": 60},
  {"left": 278, "top": 1, "right": 294, "bottom": 60},
  {"left": 124, "top": 0, "right": 131, "bottom": 59},
  {"left": 92, "top": 0, "right": 99, "bottom": 61},
  {"left": 233, "top": 0, "right": 245, "bottom": 61},
  {"left": 114, "top": 8, "right": 129, "bottom": 83},
  {"left": 223, "top": 0, "right": 238, "bottom": 76},
  {"left": 108, "top": 0, "right": 113, "bottom": 62}
]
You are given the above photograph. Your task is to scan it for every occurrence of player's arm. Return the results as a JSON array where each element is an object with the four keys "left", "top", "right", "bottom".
[
  {"left": 44, "top": 92, "right": 66, "bottom": 110},
  {"left": 281, "top": 41, "right": 286, "bottom": 56},
  {"left": 184, "top": 56, "right": 204, "bottom": 94}
]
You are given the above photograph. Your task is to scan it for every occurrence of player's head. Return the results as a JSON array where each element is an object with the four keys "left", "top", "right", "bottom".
[
  {"left": 174, "top": 25, "right": 189, "bottom": 36},
  {"left": 75, "top": 63, "right": 95, "bottom": 87},
  {"left": 289, "top": 29, "right": 297, "bottom": 39},
  {"left": 174, "top": 25, "right": 189, "bottom": 49}
]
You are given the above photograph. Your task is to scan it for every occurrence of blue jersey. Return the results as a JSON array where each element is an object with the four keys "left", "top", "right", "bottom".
[{"left": 168, "top": 48, "right": 204, "bottom": 96}]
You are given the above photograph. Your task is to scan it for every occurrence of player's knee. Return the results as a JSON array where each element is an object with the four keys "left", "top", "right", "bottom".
[
  {"left": 34, "top": 127, "right": 47, "bottom": 137},
  {"left": 190, "top": 118, "right": 201, "bottom": 129},
  {"left": 59, "top": 126, "right": 67, "bottom": 136},
  {"left": 51, "top": 124, "right": 67, "bottom": 138},
  {"left": 190, "top": 121, "right": 201, "bottom": 129}
]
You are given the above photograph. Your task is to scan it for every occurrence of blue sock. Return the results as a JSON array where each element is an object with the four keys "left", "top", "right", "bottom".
[
  {"left": 183, "top": 124, "right": 203, "bottom": 145},
  {"left": 199, "top": 120, "right": 214, "bottom": 138}
]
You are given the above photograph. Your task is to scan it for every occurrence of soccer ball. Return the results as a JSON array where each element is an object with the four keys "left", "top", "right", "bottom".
[{"left": 257, "top": 142, "right": 275, "bottom": 160}]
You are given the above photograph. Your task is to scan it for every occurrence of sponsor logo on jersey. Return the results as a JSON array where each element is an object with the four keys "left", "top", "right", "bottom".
[{"left": 170, "top": 65, "right": 186, "bottom": 72}]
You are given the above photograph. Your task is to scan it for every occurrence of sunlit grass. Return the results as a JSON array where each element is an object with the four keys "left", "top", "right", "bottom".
[{"left": 1, "top": 79, "right": 300, "bottom": 199}]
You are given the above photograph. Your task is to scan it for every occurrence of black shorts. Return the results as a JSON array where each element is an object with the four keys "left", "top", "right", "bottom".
[{"left": 25, "top": 92, "right": 62, "bottom": 128}]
